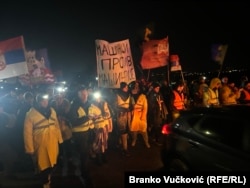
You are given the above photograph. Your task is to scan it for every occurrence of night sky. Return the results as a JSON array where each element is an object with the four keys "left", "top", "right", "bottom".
[{"left": 1, "top": 1, "right": 249, "bottom": 78}]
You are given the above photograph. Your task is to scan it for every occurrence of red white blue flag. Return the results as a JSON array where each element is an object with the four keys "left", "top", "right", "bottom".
[
  {"left": 170, "top": 54, "right": 182, "bottom": 71},
  {"left": 0, "top": 36, "right": 28, "bottom": 79}
]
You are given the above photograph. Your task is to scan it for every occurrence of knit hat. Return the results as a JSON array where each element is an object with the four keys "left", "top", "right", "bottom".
[
  {"left": 152, "top": 82, "right": 161, "bottom": 88},
  {"left": 77, "top": 85, "right": 87, "bottom": 92},
  {"left": 128, "top": 81, "right": 136, "bottom": 90},
  {"left": 120, "top": 82, "right": 128, "bottom": 89}
]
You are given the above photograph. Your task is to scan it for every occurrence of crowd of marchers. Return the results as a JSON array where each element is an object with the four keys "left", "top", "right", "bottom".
[{"left": 0, "top": 74, "right": 250, "bottom": 188}]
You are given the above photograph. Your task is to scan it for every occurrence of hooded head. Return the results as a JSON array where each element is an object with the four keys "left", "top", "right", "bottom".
[
  {"left": 36, "top": 93, "right": 49, "bottom": 108},
  {"left": 152, "top": 82, "right": 160, "bottom": 89},
  {"left": 209, "top": 77, "right": 221, "bottom": 89},
  {"left": 120, "top": 82, "right": 128, "bottom": 89}
]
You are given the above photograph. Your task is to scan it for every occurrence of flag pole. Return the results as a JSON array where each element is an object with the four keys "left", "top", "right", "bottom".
[
  {"left": 217, "top": 63, "right": 223, "bottom": 78},
  {"left": 167, "top": 54, "right": 170, "bottom": 84},
  {"left": 167, "top": 64, "right": 170, "bottom": 84},
  {"left": 147, "top": 69, "right": 151, "bottom": 82},
  {"left": 180, "top": 69, "right": 185, "bottom": 83}
]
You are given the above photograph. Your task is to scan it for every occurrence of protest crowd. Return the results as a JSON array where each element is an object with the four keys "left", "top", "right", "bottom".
[
  {"left": 1, "top": 71, "right": 250, "bottom": 188},
  {"left": 0, "top": 36, "right": 250, "bottom": 188}
]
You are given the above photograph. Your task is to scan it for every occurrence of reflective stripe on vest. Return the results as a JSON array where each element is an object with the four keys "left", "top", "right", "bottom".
[
  {"left": 71, "top": 106, "right": 94, "bottom": 132},
  {"left": 117, "top": 95, "right": 130, "bottom": 109},
  {"left": 208, "top": 88, "right": 219, "bottom": 105},
  {"left": 33, "top": 116, "right": 56, "bottom": 130}
]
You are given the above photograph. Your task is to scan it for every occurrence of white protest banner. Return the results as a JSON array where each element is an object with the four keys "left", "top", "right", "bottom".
[{"left": 95, "top": 39, "right": 136, "bottom": 88}]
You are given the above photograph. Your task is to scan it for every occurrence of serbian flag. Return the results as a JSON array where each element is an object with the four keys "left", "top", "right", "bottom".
[
  {"left": 140, "top": 37, "right": 169, "bottom": 69},
  {"left": 211, "top": 44, "right": 228, "bottom": 65},
  {"left": 170, "top": 54, "right": 182, "bottom": 71},
  {"left": 0, "top": 36, "right": 28, "bottom": 80}
]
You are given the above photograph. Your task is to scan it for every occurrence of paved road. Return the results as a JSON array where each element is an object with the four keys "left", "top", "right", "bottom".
[{"left": 0, "top": 136, "right": 164, "bottom": 188}]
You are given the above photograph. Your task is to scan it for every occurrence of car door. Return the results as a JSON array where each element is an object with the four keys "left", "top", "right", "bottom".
[{"left": 189, "top": 114, "right": 250, "bottom": 171}]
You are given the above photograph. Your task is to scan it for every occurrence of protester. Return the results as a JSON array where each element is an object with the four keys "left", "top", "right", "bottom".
[
  {"left": 219, "top": 77, "right": 241, "bottom": 105},
  {"left": 129, "top": 81, "right": 150, "bottom": 148},
  {"left": 114, "top": 82, "right": 134, "bottom": 157},
  {"left": 147, "top": 82, "right": 168, "bottom": 145},
  {"left": 0, "top": 100, "right": 18, "bottom": 179},
  {"left": 89, "top": 90, "right": 112, "bottom": 165},
  {"left": 66, "top": 85, "right": 94, "bottom": 186},
  {"left": 239, "top": 81, "right": 250, "bottom": 104},
  {"left": 24, "top": 93, "right": 63, "bottom": 188},
  {"left": 50, "top": 92, "right": 72, "bottom": 177},
  {"left": 170, "top": 81, "right": 186, "bottom": 121}
]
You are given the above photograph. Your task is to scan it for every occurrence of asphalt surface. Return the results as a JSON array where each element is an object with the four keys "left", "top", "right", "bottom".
[{"left": 0, "top": 136, "right": 164, "bottom": 188}]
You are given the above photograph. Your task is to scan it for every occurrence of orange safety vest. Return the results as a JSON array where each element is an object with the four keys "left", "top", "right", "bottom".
[
  {"left": 242, "top": 89, "right": 250, "bottom": 100},
  {"left": 173, "top": 90, "right": 185, "bottom": 110}
]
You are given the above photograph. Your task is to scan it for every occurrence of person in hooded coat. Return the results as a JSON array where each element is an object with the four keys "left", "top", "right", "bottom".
[
  {"left": 129, "top": 81, "right": 150, "bottom": 148},
  {"left": 147, "top": 82, "right": 168, "bottom": 145},
  {"left": 114, "top": 82, "right": 134, "bottom": 157},
  {"left": 24, "top": 93, "right": 63, "bottom": 188},
  {"left": 203, "top": 77, "right": 222, "bottom": 107}
]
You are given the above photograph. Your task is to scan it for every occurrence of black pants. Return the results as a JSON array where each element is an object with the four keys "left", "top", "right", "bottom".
[
  {"left": 39, "top": 167, "right": 53, "bottom": 184},
  {"left": 72, "top": 129, "right": 94, "bottom": 179}
]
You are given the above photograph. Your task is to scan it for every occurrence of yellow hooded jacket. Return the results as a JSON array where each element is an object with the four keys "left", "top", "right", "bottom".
[
  {"left": 203, "top": 78, "right": 221, "bottom": 107},
  {"left": 24, "top": 107, "right": 63, "bottom": 171},
  {"left": 130, "top": 93, "right": 148, "bottom": 132}
]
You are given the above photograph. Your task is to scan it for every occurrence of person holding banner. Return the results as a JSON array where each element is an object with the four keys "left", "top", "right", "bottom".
[{"left": 114, "top": 82, "right": 134, "bottom": 157}]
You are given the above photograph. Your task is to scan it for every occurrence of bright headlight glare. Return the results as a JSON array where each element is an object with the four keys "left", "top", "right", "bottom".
[
  {"left": 93, "top": 92, "right": 101, "bottom": 99},
  {"left": 42, "top": 94, "right": 49, "bottom": 99},
  {"left": 56, "top": 87, "right": 64, "bottom": 92}
]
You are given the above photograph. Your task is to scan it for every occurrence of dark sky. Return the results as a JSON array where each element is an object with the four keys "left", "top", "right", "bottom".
[{"left": 1, "top": 1, "right": 249, "bottom": 78}]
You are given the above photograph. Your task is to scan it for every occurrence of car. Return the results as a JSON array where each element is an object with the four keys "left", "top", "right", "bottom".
[{"left": 161, "top": 104, "right": 250, "bottom": 171}]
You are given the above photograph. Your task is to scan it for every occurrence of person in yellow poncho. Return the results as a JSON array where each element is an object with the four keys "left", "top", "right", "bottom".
[
  {"left": 24, "top": 93, "right": 63, "bottom": 188},
  {"left": 129, "top": 81, "right": 150, "bottom": 148}
]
